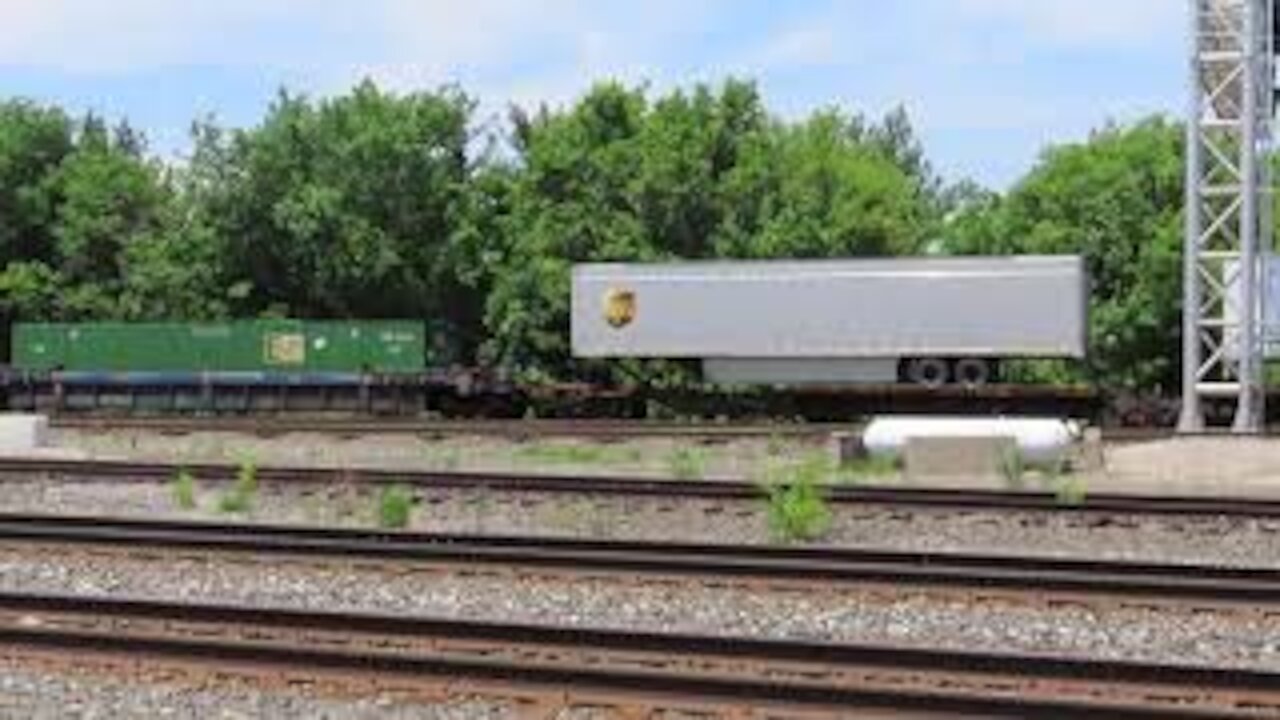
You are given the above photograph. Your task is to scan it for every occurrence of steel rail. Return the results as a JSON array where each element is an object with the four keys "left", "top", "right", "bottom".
[
  {"left": 54, "top": 415, "right": 1179, "bottom": 441},
  {"left": 6, "top": 457, "right": 1280, "bottom": 518},
  {"left": 0, "top": 514, "right": 1277, "bottom": 607},
  {"left": 52, "top": 415, "right": 848, "bottom": 439},
  {"left": 0, "top": 591, "right": 1274, "bottom": 718}
]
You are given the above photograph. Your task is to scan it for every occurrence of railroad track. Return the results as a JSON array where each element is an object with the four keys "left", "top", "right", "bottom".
[
  {"left": 51, "top": 414, "right": 1253, "bottom": 446},
  {"left": 55, "top": 415, "right": 849, "bottom": 440},
  {"left": 6, "top": 457, "right": 1280, "bottom": 518},
  {"left": 2, "top": 515, "right": 1279, "bottom": 714},
  {"left": 1, "top": 513, "right": 1279, "bottom": 609},
  {"left": 0, "top": 590, "right": 1275, "bottom": 718}
]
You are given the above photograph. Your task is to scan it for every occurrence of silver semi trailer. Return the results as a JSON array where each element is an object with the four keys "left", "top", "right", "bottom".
[{"left": 571, "top": 255, "right": 1089, "bottom": 387}]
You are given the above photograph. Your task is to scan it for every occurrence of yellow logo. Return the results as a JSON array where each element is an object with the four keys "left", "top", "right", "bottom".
[
  {"left": 603, "top": 288, "right": 636, "bottom": 329},
  {"left": 264, "top": 333, "right": 306, "bottom": 365}
]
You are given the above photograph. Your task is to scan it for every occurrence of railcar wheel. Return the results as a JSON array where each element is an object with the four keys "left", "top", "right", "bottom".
[
  {"left": 954, "top": 358, "right": 993, "bottom": 388},
  {"left": 906, "top": 358, "right": 950, "bottom": 388}
]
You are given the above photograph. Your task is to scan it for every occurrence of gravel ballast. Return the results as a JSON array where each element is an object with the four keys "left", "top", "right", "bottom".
[
  {"left": 0, "top": 477, "right": 1277, "bottom": 568},
  {"left": 0, "top": 661, "right": 513, "bottom": 719},
  {"left": 0, "top": 546, "right": 1276, "bottom": 673}
]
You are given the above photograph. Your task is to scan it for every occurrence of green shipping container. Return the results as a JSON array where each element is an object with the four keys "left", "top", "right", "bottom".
[{"left": 12, "top": 320, "right": 428, "bottom": 374}]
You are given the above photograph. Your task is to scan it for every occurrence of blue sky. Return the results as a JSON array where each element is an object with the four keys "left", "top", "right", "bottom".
[{"left": 1, "top": 0, "right": 1181, "bottom": 189}]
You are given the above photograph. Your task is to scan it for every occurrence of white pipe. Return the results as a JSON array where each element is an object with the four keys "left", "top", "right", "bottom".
[{"left": 863, "top": 416, "right": 1080, "bottom": 466}]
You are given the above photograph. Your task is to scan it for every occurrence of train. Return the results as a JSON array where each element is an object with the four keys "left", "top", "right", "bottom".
[{"left": 0, "top": 256, "right": 1105, "bottom": 419}]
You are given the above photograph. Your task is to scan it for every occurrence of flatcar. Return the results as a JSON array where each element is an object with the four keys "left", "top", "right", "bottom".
[{"left": 3, "top": 319, "right": 509, "bottom": 414}]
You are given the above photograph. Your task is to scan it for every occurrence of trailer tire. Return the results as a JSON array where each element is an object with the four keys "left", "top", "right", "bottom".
[
  {"left": 954, "top": 358, "right": 993, "bottom": 388},
  {"left": 906, "top": 358, "right": 950, "bottom": 388}
]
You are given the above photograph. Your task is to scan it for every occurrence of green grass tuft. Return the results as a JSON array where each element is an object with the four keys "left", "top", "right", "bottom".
[
  {"left": 377, "top": 484, "right": 415, "bottom": 529},
  {"left": 217, "top": 456, "right": 260, "bottom": 515},
  {"left": 834, "top": 454, "right": 900, "bottom": 484},
  {"left": 217, "top": 488, "right": 252, "bottom": 514},
  {"left": 999, "top": 445, "right": 1026, "bottom": 490},
  {"left": 760, "top": 457, "right": 833, "bottom": 544},
  {"left": 666, "top": 447, "right": 707, "bottom": 480},
  {"left": 516, "top": 443, "right": 642, "bottom": 467},
  {"left": 1054, "top": 476, "right": 1089, "bottom": 508},
  {"left": 171, "top": 470, "right": 198, "bottom": 511}
]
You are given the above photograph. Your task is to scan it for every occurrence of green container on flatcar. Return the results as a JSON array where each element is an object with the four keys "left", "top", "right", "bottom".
[{"left": 11, "top": 320, "right": 428, "bottom": 374}]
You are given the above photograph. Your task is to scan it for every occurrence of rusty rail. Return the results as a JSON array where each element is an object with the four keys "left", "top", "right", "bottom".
[
  {"left": 0, "top": 514, "right": 1277, "bottom": 608},
  {"left": 0, "top": 591, "right": 1275, "bottom": 717},
  {"left": 6, "top": 457, "right": 1280, "bottom": 518}
]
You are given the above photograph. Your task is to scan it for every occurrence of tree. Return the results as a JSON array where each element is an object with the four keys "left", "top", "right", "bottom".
[
  {"left": 49, "top": 115, "right": 170, "bottom": 318},
  {"left": 0, "top": 101, "right": 74, "bottom": 268},
  {"left": 196, "top": 81, "right": 479, "bottom": 324},
  {"left": 714, "top": 110, "right": 927, "bottom": 259}
]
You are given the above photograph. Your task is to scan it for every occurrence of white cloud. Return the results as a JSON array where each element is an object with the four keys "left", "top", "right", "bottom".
[{"left": 0, "top": 0, "right": 310, "bottom": 71}]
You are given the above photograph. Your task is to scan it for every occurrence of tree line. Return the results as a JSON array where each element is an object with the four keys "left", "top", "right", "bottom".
[{"left": 0, "top": 78, "right": 1187, "bottom": 394}]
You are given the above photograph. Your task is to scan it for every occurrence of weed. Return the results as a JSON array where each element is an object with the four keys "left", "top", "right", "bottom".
[
  {"left": 439, "top": 449, "right": 462, "bottom": 471},
  {"left": 171, "top": 470, "right": 198, "bottom": 511},
  {"left": 236, "top": 456, "right": 259, "bottom": 495},
  {"left": 667, "top": 447, "right": 707, "bottom": 480},
  {"left": 999, "top": 445, "right": 1026, "bottom": 490},
  {"left": 761, "top": 459, "right": 833, "bottom": 544},
  {"left": 766, "top": 434, "right": 788, "bottom": 458},
  {"left": 217, "top": 487, "right": 252, "bottom": 514},
  {"left": 218, "top": 456, "right": 260, "bottom": 515},
  {"left": 377, "top": 484, "right": 415, "bottom": 529},
  {"left": 1054, "top": 476, "right": 1089, "bottom": 508},
  {"left": 517, "top": 443, "right": 640, "bottom": 467},
  {"left": 835, "top": 454, "right": 899, "bottom": 484}
]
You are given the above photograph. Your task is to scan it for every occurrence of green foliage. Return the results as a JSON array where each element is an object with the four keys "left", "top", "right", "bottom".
[
  {"left": 218, "top": 457, "right": 259, "bottom": 514},
  {"left": 515, "top": 443, "right": 642, "bottom": 466},
  {"left": 195, "top": 82, "right": 483, "bottom": 337},
  {"left": 999, "top": 446, "right": 1026, "bottom": 490},
  {"left": 217, "top": 487, "right": 252, "bottom": 514},
  {"left": 1054, "top": 476, "right": 1090, "bottom": 508},
  {"left": 761, "top": 458, "right": 833, "bottom": 544},
  {"left": 837, "top": 454, "right": 900, "bottom": 484},
  {"left": 377, "top": 484, "right": 415, "bottom": 529},
  {"left": 171, "top": 470, "right": 198, "bottom": 510},
  {"left": 236, "top": 456, "right": 259, "bottom": 495},
  {"left": 766, "top": 434, "right": 788, "bottom": 458},
  {"left": 666, "top": 447, "right": 707, "bottom": 480}
]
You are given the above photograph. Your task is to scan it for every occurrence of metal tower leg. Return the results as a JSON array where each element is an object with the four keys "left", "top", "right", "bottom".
[{"left": 1180, "top": 0, "right": 1275, "bottom": 434}]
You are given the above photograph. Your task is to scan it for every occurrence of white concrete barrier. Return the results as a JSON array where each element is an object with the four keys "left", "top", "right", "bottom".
[{"left": 0, "top": 414, "right": 50, "bottom": 453}]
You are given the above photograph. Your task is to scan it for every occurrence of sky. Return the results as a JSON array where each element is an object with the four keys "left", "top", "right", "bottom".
[{"left": 0, "top": 0, "right": 1184, "bottom": 189}]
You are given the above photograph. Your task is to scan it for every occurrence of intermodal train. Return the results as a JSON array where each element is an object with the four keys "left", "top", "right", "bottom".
[{"left": 0, "top": 256, "right": 1104, "bottom": 419}]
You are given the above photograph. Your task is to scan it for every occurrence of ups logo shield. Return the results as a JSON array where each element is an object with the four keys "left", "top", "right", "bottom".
[{"left": 603, "top": 288, "right": 636, "bottom": 329}]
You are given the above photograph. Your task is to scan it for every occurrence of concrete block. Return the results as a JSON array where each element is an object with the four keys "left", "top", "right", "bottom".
[
  {"left": 827, "top": 431, "right": 867, "bottom": 467},
  {"left": 904, "top": 435, "right": 1017, "bottom": 481},
  {"left": 0, "top": 415, "right": 50, "bottom": 454},
  {"left": 1072, "top": 427, "right": 1105, "bottom": 473}
]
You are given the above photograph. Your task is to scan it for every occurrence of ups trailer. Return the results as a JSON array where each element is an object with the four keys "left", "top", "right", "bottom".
[{"left": 572, "top": 255, "right": 1089, "bottom": 388}]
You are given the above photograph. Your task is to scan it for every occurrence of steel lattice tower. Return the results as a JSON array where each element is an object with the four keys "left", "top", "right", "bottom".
[{"left": 1180, "top": 0, "right": 1276, "bottom": 433}]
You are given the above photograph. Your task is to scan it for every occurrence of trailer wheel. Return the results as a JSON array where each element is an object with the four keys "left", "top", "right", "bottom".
[
  {"left": 906, "top": 358, "right": 950, "bottom": 388},
  {"left": 954, "top": 358, "right": 993, "bottom": 388}
]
